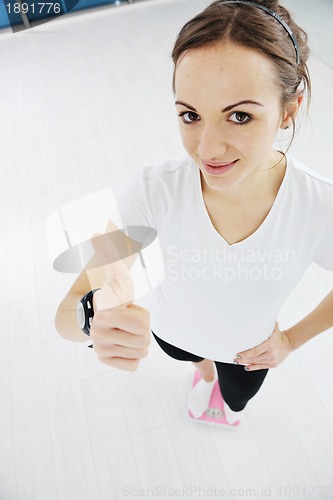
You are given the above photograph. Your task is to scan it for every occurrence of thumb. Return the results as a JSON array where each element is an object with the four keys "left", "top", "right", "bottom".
[
  {"left": 90, "top": 230, "right": 136, "bottom": 310},
  {"left": 87, "top": 220, "right": 143, "bottom": 271}
]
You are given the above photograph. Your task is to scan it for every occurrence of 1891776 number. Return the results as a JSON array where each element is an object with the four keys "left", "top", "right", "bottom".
[{"left": 6, "top": 2, "right": 61, "bottom": 14}]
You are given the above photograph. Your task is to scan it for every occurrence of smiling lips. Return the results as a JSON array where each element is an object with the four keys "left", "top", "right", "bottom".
[{"left": 202, "top": 159, "right": 238, "bottom": 175}]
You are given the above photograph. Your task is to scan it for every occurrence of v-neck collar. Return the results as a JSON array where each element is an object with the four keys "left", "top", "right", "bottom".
[{"left": 194, "top": 155, "right": 293, "bottom": 249}]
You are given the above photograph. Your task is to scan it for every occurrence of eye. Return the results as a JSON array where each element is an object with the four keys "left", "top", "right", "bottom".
[
  {"left": 229, "top": 111, "right": 252, "bottom": 125},
  {"left": 178, "top": 111, "right": 200, "bottom": 124}
]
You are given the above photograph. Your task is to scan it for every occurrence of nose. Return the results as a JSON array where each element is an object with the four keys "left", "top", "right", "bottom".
[{"left": 197, "top": 125, "right": 228, "bottom": 162}]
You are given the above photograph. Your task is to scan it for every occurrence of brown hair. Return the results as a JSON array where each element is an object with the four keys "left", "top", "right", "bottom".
[{"left": 171, "top": 0, "right": 311, "bottom": 115}]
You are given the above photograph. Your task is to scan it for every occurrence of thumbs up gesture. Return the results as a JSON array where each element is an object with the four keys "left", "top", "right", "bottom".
[{"left": 88, "top": 224, "right": 151, "bottom": 371}]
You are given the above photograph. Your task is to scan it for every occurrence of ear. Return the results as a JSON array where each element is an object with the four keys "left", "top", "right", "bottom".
[{"left": 280, "top": 94, "right": 304, "bottom": 130}]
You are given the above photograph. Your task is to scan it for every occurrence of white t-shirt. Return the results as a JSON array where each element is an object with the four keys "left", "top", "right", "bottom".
[{"left": 116, "top": 155, "right": 333, "bottom": 363}]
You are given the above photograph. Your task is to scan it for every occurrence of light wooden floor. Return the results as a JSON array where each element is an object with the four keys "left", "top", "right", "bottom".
[{"left": 1, "top": 1, "right": 333, "bottom": 499}]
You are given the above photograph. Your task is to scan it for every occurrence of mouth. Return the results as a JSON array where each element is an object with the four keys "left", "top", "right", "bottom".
[{"left": 202, "top": 159, "right": 239, "bottom": 175}]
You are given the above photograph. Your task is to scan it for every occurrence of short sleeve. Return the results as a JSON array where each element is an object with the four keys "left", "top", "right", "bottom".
[
  {"left": 114, "top": 168, "right": 166, "bottom": 297},
  {"left": 314, "top": 232, "right": 333, "bottom": 271},
  {"left": 116, "top": 168, "right": 155, "bottom": 230}
]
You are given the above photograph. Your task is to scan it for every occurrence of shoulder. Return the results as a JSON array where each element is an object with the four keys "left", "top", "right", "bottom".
[
  {"left": 117, "top": 155, "right": 195, "bottom": 228},
  {"left": 141, "top": 155, "right": 195, "bottom": 185},
  {"left": 118, "top": 155, "right": 194, "bottom": 202},
  {"left": 287, "top": 157, "right": 333, "bottom": 241},
  {"left": 288, "top": 156, "right": 333, "bottom": 206},
  {"left": 289, "top": 155, "right": 333, "bottom": 190}
]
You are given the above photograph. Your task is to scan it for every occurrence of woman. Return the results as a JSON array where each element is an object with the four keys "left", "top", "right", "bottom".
[{"left": 56, "top": 0, "right": 333, "bottom": 428}]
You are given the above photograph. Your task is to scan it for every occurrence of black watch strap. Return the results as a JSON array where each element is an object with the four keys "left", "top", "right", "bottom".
[{"left": 79, "top": 288, "right": 101, "bottom": 336}]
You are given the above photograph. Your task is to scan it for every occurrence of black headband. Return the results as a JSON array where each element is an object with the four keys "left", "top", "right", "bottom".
[{"left": 221, "top": 1, "right": 300, "bottom": 64}]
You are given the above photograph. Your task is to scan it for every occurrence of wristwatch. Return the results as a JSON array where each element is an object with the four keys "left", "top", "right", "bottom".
[{"left": 76, "top": 288, "right": 101, "bottom": 336}]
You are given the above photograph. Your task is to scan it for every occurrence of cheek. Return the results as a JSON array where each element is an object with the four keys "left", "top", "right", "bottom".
[
  {"left": 244, "top": 116, "right": 280, "bottom": 152},
  {"left": 179, "top": 126, "right": 196, "bottom": 151}
]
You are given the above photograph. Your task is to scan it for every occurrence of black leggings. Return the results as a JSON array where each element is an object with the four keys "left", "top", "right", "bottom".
[{"left": 152, "top": 331, "right": 269, "bottom": 412}]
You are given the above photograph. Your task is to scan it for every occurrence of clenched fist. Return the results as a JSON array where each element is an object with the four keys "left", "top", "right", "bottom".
[{"left": 89, "top": 230, "right": 151, "bottom": 371}]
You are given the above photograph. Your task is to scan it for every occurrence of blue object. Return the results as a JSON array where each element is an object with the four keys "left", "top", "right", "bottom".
[{"left": 0, "top": 0, "right": 134, "bottom": 31}]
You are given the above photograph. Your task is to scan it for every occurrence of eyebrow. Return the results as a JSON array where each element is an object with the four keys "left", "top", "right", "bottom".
[{"left": 175, "top": 100, "right": 264, "bottom": 113}]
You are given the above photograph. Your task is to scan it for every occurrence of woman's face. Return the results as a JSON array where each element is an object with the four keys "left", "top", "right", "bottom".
[{"left": 174, "top": 42, "right": 289, "bottom": 196}]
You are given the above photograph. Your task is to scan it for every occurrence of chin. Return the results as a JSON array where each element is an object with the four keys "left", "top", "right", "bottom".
[{"left": 202, "top": 171, "right": 236, "bottom": 189}]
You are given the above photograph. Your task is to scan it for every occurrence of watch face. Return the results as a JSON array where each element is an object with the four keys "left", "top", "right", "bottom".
[{"left": 76, "top": 302, "right": 85, "bottom": 330}]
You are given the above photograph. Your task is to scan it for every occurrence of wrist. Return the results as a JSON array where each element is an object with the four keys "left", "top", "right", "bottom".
[
  {"left": 283, "top": 323, "right": 315, "bottom": 351},
  {"left": 92, "top": 288, "right": 101, "bottom": 312},
  {"left": 77, "top": 288, "right": 101, "bottom": 335},
  {"left": 283, "top": 328, "right": 299, "bottom": 351}
]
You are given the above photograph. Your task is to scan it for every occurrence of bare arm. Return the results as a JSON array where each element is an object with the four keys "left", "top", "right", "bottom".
[
  {"left": 235, "top": 289, "right": 333, "bottom": 371},
  {"left": 55, "top": 264, "right": 106, "bottom": 342},
  {"left": 285, "top": 289, "right": 333, "bottom": 350},
  {"left": 55, "top": 220, "right": 140, "bottom": 342}
]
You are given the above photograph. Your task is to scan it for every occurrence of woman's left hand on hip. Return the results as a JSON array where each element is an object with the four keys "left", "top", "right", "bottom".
[{"left": 233, "top": 323, "right": 294, "bottom": 371}]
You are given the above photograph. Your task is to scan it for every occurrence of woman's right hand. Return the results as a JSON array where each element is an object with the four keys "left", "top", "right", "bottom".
[{"left": 89, "top": 232, "right": 151, "bottom": 371}]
